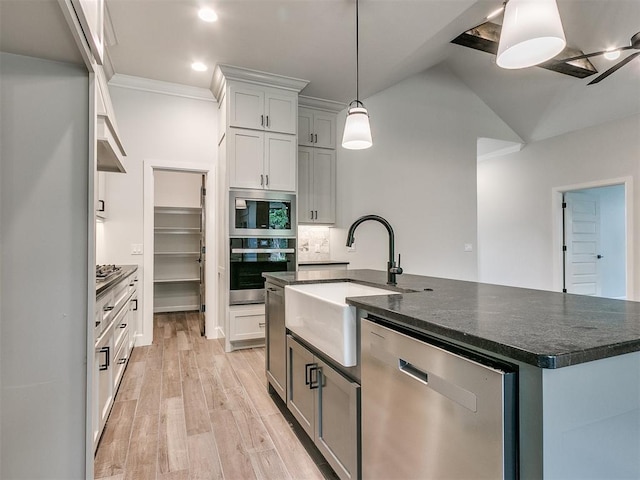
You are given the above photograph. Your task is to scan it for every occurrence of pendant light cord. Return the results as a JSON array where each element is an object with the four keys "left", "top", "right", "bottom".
[{"left": 356, "top": 0, "right": 360, "bottom": 103}]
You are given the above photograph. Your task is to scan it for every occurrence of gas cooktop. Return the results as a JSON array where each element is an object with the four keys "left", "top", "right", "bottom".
[{"left": 96, "top": 264, "right": 121, "bottom": 282}]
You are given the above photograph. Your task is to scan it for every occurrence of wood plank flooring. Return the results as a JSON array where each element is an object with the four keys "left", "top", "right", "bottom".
[{"left": 95, "top": 312, "right": 336, "bottom": 480}]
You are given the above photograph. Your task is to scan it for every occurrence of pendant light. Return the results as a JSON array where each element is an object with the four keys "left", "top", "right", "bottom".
[
  {"left": 342, "top": 0, "right": 372, "bottom": 150},
  {"left": 497, "top": 0, "right": 566, "bottom": 69}
]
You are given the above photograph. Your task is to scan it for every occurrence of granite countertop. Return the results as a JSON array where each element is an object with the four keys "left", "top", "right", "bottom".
[
  {"left": 298, "top": 260, "right": 350, "bottom": 265},
  {"left": 262, "top": 269, "right": 640, "bottom": 369},
  {"left": 96, "top": 265, "right": 138, "bottom": 297}
]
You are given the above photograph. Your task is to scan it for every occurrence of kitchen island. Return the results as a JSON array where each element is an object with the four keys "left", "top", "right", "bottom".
[{"left": 263, "top": 269, "right": 640, "bottom": 480}]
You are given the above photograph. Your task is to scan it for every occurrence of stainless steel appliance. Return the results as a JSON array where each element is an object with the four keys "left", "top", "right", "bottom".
[
  {"left": 229, "top": 237, "right": 296, "bottom": 304},
  {"left": 230, "top": 190, "right": 296, "bottom": 237},
  {"left": 361, "top": 318, "right": 517, "bottom": 480}
]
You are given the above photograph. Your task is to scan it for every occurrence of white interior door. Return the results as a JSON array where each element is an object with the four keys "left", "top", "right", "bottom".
[
  {"left": 199, "top": 174, "right": 206, "bottom": 336},
  {"left": 564, "top": 191, "right": 602, "bottom": 296}
]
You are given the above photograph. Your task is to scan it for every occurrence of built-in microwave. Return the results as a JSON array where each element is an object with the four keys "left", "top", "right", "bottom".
[{"left": 230, "top": 190, "right": 296, "bottom": 238}]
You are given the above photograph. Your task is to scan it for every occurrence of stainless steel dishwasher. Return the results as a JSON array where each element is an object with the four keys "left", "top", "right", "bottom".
[{"left": 361, "top": 318, "right": 517, "bottom": 480}]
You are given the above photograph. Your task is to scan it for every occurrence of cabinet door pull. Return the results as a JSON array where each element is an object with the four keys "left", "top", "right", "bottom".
[
  {"left": 118, "top": 358, "right": 127, "bottom": 365},
  {"left": 95, "top": 320, "right": 101, "bottom": 328},
  {"left": 314, "top": 133, "right": 318, "bottom": 143},
  {"left": 261, "top": 114, "right": 264, "bottom": 126},
  {"left": 315, "top": 210, "right": 318, "bottom": 220},
  {"left": 99, "top": 346, "right": 110, "bottom": 371},
  {"left": 120, "top": 323, "right": 127, "bottom": 329},
  {"left": 103, "top": 305, "right": 114, "bottom": 312},
  {"left": 309, "top": 365, "right": 321, "bottom": 389},
  {"left": 260, "top": 174, "right": 264, "bottom": 186},
  {"left": 265, "top": 175, "right": 269, "bottom": 186},
  {"left": 258, "top": 322, "right": 266, "bottom": 328},
  {"left": 266, "top": 115, "right": 270, "bottom": 128},
  {"left": 310, "top": 133, "right": 314, "bottom": 143},
  {"left": 97, "top": 200, "right": 105, "bottom": 212},
  {"left": 305, "top": 362, "right": 316, "bottom": 386},
  {"left": 131, "top": 299, "right": 138, "bottom": 311},
  {"left": 310, "top": 210, "right": 314, "bottom": 220}
]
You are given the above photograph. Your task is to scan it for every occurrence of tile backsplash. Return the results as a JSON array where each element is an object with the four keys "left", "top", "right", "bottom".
[{"left": 298, "top": 226, "right": 331, "bottom": 261}]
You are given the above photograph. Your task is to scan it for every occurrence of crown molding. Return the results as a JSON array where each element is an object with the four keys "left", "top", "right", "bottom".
[
  {"left": 108, "top": 74, "right": 216, "bottom": 101},
  {"left": 299, "top": 95, "right": 346, "bottom": 113},
  {"left": 212, "top": 64, "right": 310, "bottom": 102}
]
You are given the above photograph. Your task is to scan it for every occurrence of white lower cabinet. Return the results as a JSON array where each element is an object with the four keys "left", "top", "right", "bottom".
[
  {"left": 93, "top": 269, "right": 137, "bottom": 451},
  {"left": 229, "top": 304, "right": 266, "bottom": 342},
  {"left": 93, "top": 322, "right": 114, "bottom": 450},
  {"left": 286, "top": 335, "right": 360, "bottom": 480}
]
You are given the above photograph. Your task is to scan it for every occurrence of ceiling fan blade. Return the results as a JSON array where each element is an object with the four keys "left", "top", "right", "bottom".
[
  {"left": 560, "top": 45, "right": 633, "bottom": 63},
  {"left": 588, "top": 51, "right": 640, "bottom": 84}
]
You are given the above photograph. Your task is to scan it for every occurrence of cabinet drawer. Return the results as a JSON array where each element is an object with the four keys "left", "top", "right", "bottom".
[
  {"left": 112, "top": 335, "right": 129, "bottom": 391},
  {"left": 113, "top": 309, "right": 129, "bottom": 354},
  {"left": 229, "top": 305, "right": 266, "bottom": 341}
]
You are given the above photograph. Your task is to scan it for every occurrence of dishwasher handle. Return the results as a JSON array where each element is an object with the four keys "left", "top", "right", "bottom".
[{"left": 399, "top": 359, "right": 428, "bottom": 385}]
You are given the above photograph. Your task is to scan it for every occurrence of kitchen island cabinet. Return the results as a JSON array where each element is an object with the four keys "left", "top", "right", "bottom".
[
  {"left": 263, "top": 269, "right": 640, "bottom": 480},
  {"left": 265, "top": 281, "right": 286, "bottom": 400},
  {"left": 286, "top": 335, "right": 360, "bottom": 480}
]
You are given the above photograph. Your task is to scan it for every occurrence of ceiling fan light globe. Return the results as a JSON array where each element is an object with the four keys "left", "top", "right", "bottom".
[
  {"left": 603, "top": 50, "right": 621, "bottom": 61},
  {"left": 342, "top": 106, "right": 373, "bottom": 150},
  {"left": 497, "top": 0, "right": 566, "bottom": 69}
]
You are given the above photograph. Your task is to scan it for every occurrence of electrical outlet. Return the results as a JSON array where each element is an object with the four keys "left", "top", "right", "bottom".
[
  {"left": 464, "top": 243, "right": 473, "bottom": 252},
  {"left": 131, "top": 244, "right": 143, "bottom": 255},
  {"left": 347, "top": 242, "right": 356, "bottom": 253}
]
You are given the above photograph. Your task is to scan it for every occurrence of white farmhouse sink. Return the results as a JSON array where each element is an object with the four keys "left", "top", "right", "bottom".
[{"left": 285, "top": 282, "right": 399, "bottom": 367}]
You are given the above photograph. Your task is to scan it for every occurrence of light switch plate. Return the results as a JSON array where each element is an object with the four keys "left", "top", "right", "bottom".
[{"left": 464, "top": 243, "right": 473, "bottom": 252}]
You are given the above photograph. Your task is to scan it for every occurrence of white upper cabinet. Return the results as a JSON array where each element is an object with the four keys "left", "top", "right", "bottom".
[
  {"left": 228, "top": 130, "right": 296, "bottom": 192},
  {"left": 213, "top": 65, "right": 309, "bottom": 194},
  {"left": 229, "top": 84, "right": 297, "bottom": 135},
  {"left": 298, "top": 108, "right": 336, "bottom": 149},
  {"left": 298, "top": 146, "right": 336, "bottom": 224},
  {"left": 69, "top": 0, "right": 105, "bottom": 65},
  {"left": 265, "top": 133, "right": 297, "bottom": 192}
]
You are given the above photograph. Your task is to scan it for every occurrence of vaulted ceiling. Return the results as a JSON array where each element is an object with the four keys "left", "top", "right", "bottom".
[{"left": 1, "top": 0, "right": 639, "bottom": 143}]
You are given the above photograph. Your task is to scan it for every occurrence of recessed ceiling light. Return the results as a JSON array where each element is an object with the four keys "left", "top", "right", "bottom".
[
  {"left": 198, "top": 7, "right": 218, "bottom": 22},
  {"left": 191, "top": 62, "right": 208, "bottom": 72},
  {"left": 603, "top": 49, "right": 621, "bottom": 61}
]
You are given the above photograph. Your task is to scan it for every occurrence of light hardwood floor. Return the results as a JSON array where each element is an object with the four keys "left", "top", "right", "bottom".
[{"left": 95, "top": 312, "right": 336, "bottom": 480}]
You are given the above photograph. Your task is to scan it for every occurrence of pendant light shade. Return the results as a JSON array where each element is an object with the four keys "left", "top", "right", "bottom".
[
  {"left": 342, "top": 0, "right": 372, "bottom": 150},
  {"left": 342, "top": 101, "right": 372, "bottom": 150},
  {"left": 497, "top": 0, "right": 566, "bottom": 69}
]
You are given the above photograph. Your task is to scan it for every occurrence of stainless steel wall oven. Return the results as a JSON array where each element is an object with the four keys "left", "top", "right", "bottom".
[
  {"left": 229, "top": 237, "right": 296, "bottom": 304},
  {"left": 230, "top": 190, "right": 296, "bottom": 237}
]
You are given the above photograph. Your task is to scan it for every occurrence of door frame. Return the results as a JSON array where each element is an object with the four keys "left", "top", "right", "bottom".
[
  {"left": 142, "top": 158, "right": 218, "bottom": 346},
  {"left": 551, "top": 176, "right": 634, "bottom": 299}
]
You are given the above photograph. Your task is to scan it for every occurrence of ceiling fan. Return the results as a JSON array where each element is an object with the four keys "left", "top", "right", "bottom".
[{"left": 558, "top": 32, "right": 640, "bottom": 85}]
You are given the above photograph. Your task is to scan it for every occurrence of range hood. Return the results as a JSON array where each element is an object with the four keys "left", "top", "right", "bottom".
[
  {"left": 97, "top": 114, "right": 126, "bottom": 173},
  {"left": 96, "top": 67, "right": 126, "bottom": 173}
]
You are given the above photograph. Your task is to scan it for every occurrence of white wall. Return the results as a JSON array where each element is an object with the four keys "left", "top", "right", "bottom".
[
  {"left": 478, "top": 114, "right": 640, "bottom": 300},
  {"left": 1, "top": 53, "right": 89, "bottom": 479},
  {"left": 103, "top": 79, "right": 217, "bottom": 345},
  {"left": 330, "top": 64, "right": 522, "bottom": 281}
]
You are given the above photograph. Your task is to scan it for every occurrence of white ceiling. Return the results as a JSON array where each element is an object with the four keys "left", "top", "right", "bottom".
[{"left": 1, "top": 0, "right": 639, "bottom": 143}]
